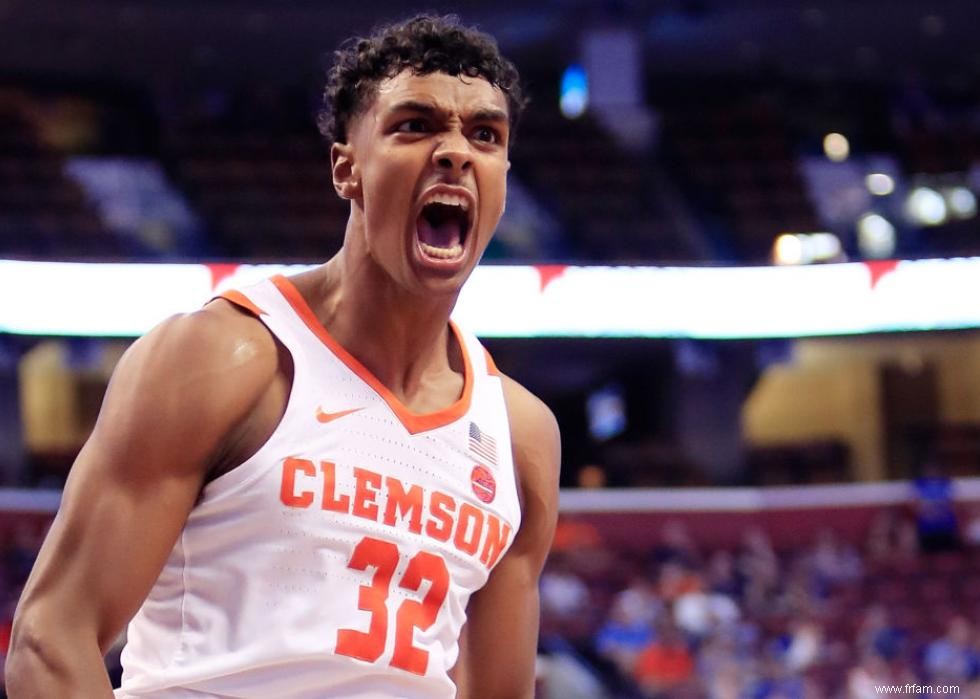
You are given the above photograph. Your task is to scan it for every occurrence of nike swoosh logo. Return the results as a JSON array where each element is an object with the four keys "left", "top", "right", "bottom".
[{"left": 315, "top": 407, "right": 364, "bottom": 424}]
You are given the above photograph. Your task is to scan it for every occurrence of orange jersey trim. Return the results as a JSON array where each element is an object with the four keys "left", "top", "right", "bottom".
[
  {"left": 217, "top": 289, "right": 266, "bottom": 318},
  {"left": 270, "top": 275, "right": 474, "bottom": 435},
  {"left": 483, "top": 348, "right": 501, "bottom": 377}
]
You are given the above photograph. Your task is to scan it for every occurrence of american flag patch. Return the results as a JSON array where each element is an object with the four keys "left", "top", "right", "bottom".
[{"left": 468, "top": 421, "right": 498, "bottom": 466}]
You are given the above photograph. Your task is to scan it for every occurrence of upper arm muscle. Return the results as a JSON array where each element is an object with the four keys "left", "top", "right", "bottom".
[
  {"left": 454, "top": 375, "right": 560, "bottom": 698},
  {"left": 14, "top": 304, "right": 279, "bottom": 651}
]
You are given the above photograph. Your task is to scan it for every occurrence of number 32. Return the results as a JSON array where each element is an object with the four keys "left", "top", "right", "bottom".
[{"left": 335, "top": 536, "right": 450, "bottom": 676}]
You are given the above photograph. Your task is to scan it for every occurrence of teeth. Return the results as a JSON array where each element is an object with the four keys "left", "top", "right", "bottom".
[
  {"left": 420, "top": 242, "right": 464, "bottom": 259},
  {"left": 422, "top": 192, "right": 470, "bottom": 211}
]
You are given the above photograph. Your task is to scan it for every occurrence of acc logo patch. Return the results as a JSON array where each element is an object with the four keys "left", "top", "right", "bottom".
[{"left": 470, "top": 465, "right": 496, "bottom": 504}]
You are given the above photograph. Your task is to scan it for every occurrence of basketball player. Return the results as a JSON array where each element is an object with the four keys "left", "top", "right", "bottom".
[{"left": 6, "top": 15, "right": 559, "bottom": 698}]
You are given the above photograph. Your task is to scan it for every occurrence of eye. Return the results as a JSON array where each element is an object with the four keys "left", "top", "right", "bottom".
[
  {"left": 396, "top": 118, "right": 429, "bottom": 134},
  {"left": 472, "top": 126, "right": 500, "bottom": 144}
]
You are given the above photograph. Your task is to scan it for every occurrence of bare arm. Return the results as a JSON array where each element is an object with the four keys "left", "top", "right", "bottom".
[
  {"left": 453, "top": 375, "right": 560, "bottom": 699},
  {"left": 5, "top": 302, "right": 281, "bottom": 698}
]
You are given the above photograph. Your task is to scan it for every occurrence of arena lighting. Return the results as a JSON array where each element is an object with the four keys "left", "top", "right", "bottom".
[
  {"left": 772, "top": 232, "right": 841, "bottom": 265},
  {"left": 856, "top": 213, "right": 896, "bottom": 259},
  {"left": 906, "top": 186, "right": 948, "bottom": 226},
  {"left": 823, "top": 132, "right": 849, "bottom": 162},
  {"left": 807, "top": 232, "right": 842, "bottom": 261},
  {"left": 946, "top": 186, "right": 977, "bottom": 219},
  {"left": 7, "top": 258, "right": 980, "bottom": 339},
  {"left": 772, "top": 234, "right": 804, "bottom": 265},
  {"left": 865, "top": 172, "right": 895, "bottom": 196},
  {"left": 559, "top": 65, "right": 588, "bottom": 119}
]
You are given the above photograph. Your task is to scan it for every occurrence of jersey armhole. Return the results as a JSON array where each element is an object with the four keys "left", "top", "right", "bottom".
[
  {"left": 212, "top": 289, "right": 267, "bottom": 318},
  {"left": 483, "top": 348, "right": 502, "bottom": 377}
]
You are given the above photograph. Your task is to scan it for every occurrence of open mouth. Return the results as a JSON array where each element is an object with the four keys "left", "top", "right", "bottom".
[{"left": 416, "top": 197, "right": 471, "bottom": 262}]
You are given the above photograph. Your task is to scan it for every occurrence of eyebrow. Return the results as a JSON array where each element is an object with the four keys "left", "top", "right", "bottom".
[
  {"left": 388, "top": 100, "right": 508, "bottom": 124},
  {"left": 471, "top": 108, "right": 509, "bottom": 124}
]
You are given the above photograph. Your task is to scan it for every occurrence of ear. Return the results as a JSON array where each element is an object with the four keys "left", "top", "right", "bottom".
[{"left": 331, "top": 141, "right": 360, "bottom": 200}]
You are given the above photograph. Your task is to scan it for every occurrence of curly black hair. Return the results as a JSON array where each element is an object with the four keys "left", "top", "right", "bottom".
[{"left": 317, "top": 14, "right": 526, "bottom": 145}]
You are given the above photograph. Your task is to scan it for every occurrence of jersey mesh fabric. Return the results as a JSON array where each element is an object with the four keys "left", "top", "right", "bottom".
[{"left": 115, "top": 276, "right": 521, "bottom": 699}]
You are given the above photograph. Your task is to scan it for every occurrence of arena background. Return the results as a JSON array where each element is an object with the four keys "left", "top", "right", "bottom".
[{"left": 3, "top": 1, "right": 980, "bottom": 696}]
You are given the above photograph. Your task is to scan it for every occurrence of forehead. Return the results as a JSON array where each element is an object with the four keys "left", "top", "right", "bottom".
[{"left": 371, "top": 70, "right": 508, "bottom": 117}]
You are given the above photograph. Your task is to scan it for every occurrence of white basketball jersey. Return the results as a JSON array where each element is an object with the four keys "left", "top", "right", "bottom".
[{"left": 116, "top": 275, "right": 522, "bottom": 698}]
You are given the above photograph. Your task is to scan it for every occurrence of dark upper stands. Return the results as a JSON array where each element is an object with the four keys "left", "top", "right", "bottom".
[
  {"left": 892, "top": 101, "right": 980, "bottom": 258},
  {"left": 664, "top": 95, "right": 821, "bottom": 262},
  {"left": 1, "top": 77, "right": 978, "bottom": 265},
  {"left": 512, "top": 103, "right": 696, "bottom": 263},
  {"left": 169, "top": 129, "right": 347, "bottom": 261},
  {"left": 0, "top": 89, "right": 128, "bottom": 259}
]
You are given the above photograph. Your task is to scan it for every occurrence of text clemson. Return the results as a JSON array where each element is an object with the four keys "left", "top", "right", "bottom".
[{"left": 279, "top": 457, "right": 512, "bottom": 570}]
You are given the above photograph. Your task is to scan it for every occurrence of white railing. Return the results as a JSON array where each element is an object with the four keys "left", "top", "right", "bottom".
[{"left": 5, "top": 477, "right": 979, "bottom": 515}]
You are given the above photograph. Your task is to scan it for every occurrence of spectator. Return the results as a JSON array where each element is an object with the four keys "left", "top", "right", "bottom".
[
  {"left": 551, "top": 515, "right": 604, "bottom": 552},
  {"left": 540, "top": 553, "right": 593, "bottom": 643},
  {"left": 577, "top": 464, "right": 608, "bottom": 489},
  {"left": 632, "top": 621, "right": 696, "bottom": 698},
  {"left": 536, "top": 645, "right": 611, "bottom": 699},
  {"left": 550, "top": 515, "right": 617, "bottom": 590},
  {"left": 865, "top": 509, "right": 919, "bottom": 563},
  {"left": 738, "top": 527, "right": 780, "bottom": 614},
  {"left": 657, "top": 560, "right": 703, "bottom": 604},
  {"left": 923, "top": 616, "right": 974, "bottom": 684},
  {"left": 594, "top": 581, "right": 661, "bottom": 675},
  {"left": 673, "top": 589, "right": 740, "bottom": 641},
  {"left": 808, "top": 528, "right": 863, "bottom": 588},
  {"left": 698, "top": 632, "right": 749, "bottom": 699},
  {"left": 856, "top": 605, "right": 907, "bottom": 662},
  {"left": 912, "top": 461, "right": 960, "bottom": 553},
  {"left": 962, "top": 506, "right": 980, "bottom": 547},
  {"left": 847, "top": 653, "right": 894, "bottom": 699},
  {"left": 743, "top": 651, "right": 806, "bottom": 699},
  {"left": 652, "top": 520, "right": 701, "bottom": 568},
  {"left": 783, "top": 619, "right": 824, "bottom": 673},
  {"left": 706, "top": 549, "right": 743, "bottom": 597}
]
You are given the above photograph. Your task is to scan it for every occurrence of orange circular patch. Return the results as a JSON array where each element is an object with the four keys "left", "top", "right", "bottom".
[{"left": 470, "top": 465, "right": 496, "bottom": 504}]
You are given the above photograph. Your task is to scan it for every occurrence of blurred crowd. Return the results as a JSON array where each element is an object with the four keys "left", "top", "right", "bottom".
[
  {"left": 3, "top": 502, "right": 980, "bottom": 697},
  {"left": 537, "top": 507, "right": 980, "bottom": 698}
]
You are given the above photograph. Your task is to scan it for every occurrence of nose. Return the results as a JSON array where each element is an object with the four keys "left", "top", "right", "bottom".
[{"left": 433, "top": 130, "right": 472, "bottom": 176}]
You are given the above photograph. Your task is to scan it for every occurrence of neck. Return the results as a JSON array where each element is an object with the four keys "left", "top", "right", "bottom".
[{"left": 302, "top": 219, "right": 464, "bottom": 402}]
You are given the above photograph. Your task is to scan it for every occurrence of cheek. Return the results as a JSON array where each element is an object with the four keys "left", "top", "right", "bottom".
[
  {"left": 480, "top": 161, "right": 507, "bottom": 200},
  {"left": 364, "top": 155, "right": 402, "bottom": 197},
  {"left": 363, "top": 159, "right": 416, "bottom": 225},
  {"left": 480, "top": 170, "right": 508, "bottom": 224}
]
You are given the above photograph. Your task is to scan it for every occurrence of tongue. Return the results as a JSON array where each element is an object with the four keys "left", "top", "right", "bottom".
[{"left": 417, "top": 215, "right": 461, "bottom": 249}]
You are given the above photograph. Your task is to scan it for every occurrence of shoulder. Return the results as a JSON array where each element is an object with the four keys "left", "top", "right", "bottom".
[
  {"left": 499, "top": 374, "right": 560, "bottom": 461},
  {"left": 119, "top": 299, "right": 278, "bottom": 396},
  {"left": 498, "top": 374, "right": 560, "bottom": 540},
  {"left": 97, "top": 299, "right": 281, "bottom": 475}
]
